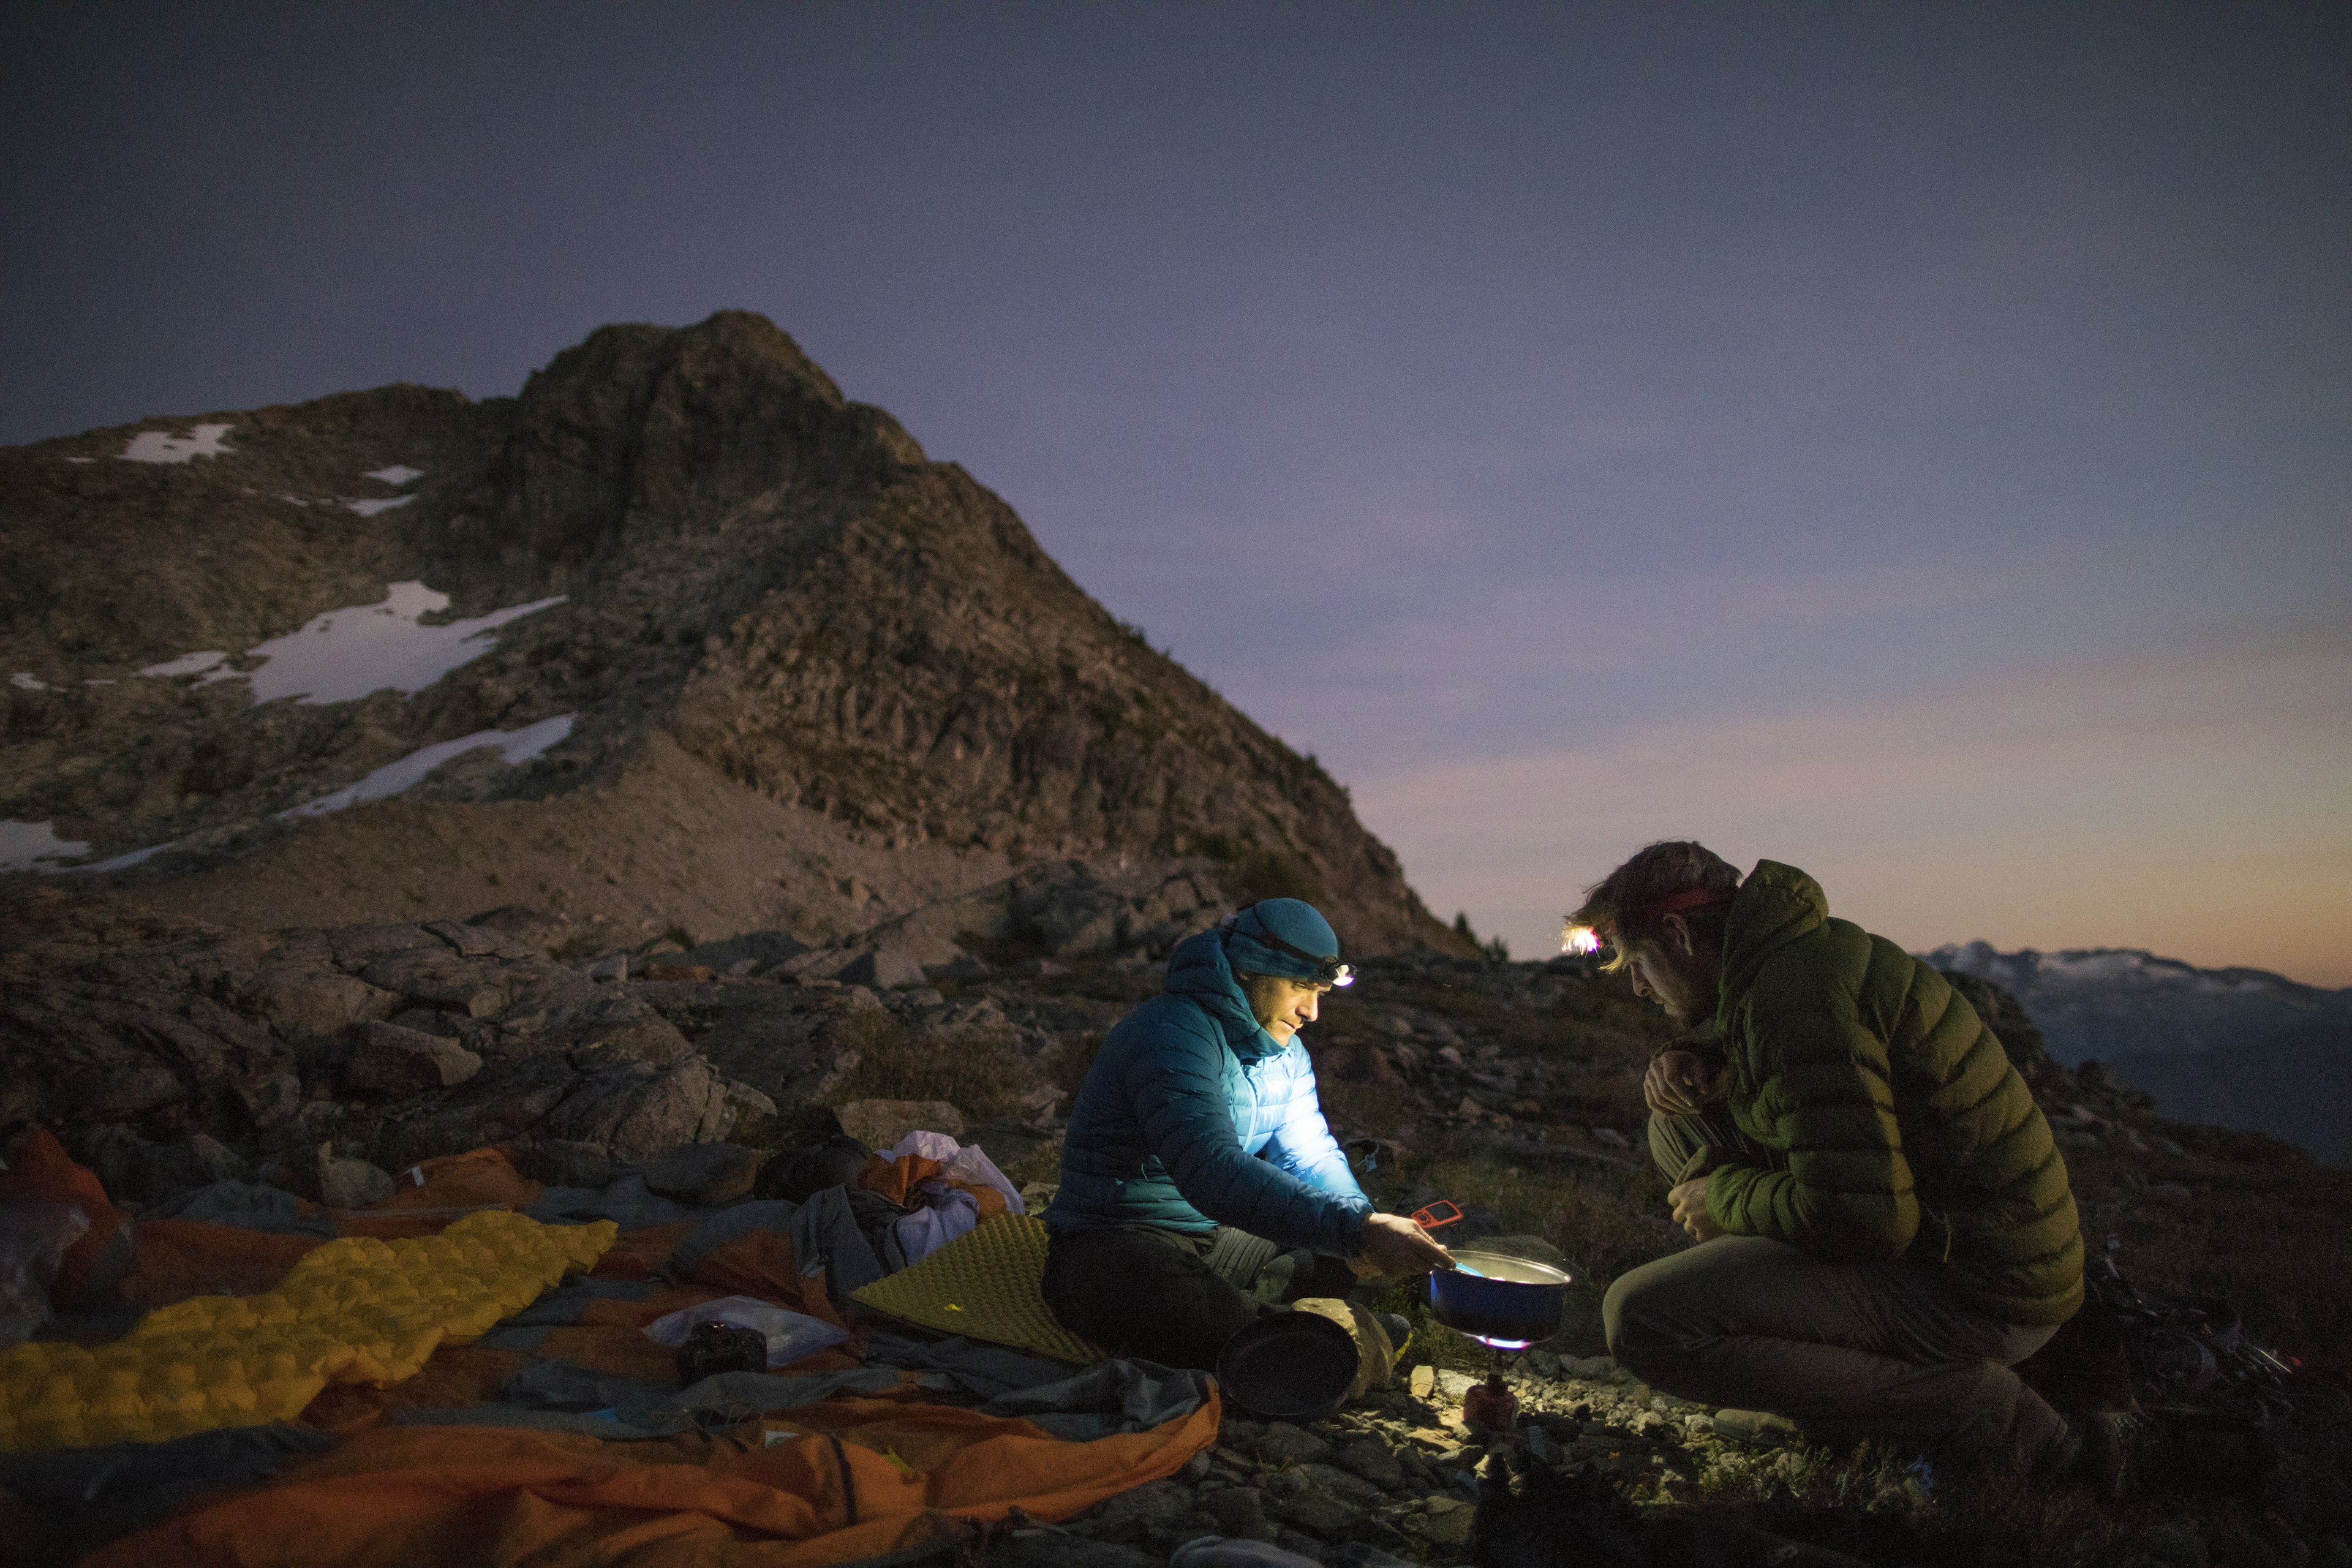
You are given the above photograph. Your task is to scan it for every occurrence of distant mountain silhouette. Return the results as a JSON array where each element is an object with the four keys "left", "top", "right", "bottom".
[
  {"left": 1927, "top": 942, "right": 2352, "bottom": 1165},
  {"left": 0, "top": 311, "right": 1468, "bottom": 958}
]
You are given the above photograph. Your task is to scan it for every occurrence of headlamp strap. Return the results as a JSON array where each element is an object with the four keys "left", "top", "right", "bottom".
[{"left": 1223, "top": 902, "right": 1352, "bottom": 986}]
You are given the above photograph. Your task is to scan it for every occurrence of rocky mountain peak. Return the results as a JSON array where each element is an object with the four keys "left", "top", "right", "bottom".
[{"left": 2, "top": 311, "right": 1468, "bottom": 958}]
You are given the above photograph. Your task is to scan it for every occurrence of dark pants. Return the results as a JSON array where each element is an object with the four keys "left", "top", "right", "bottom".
[
  {"left": 1605, "top": 1108, "right": 2071, "bottom": 1477},
  {"left": 1041, "top": 1224, "right": 1359, "bottom": 1371}
]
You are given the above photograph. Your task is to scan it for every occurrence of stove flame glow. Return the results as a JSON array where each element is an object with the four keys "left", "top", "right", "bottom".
[{"left": 1561, "top": 924, "right": 1602, "bottom": 957}]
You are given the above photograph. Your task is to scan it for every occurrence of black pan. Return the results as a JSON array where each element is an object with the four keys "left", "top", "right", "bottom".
[{"left": 1215, "top": 1310, "right": 1362, "bottom": 1422}]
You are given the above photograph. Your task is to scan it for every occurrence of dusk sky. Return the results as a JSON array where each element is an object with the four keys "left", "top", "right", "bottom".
[{"left": 6, "top": 4, "right": 2346, "bottom": 984}]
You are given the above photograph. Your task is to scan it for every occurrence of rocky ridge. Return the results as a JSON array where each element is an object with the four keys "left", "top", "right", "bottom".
[{"left": 2, "top": 310, "right": 1466, "bottom": 957}]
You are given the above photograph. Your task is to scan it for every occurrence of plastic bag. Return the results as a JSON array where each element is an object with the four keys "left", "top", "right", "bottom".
[
  {"left": 641, "top": 1294, "right": 852, "bottom": 1367},
  {"left": 0, "top": 1197, "right": 89, "bottom": 1346},
  {"left": 884, "top": 1131, "right": 1023, "bottom": 1215}
]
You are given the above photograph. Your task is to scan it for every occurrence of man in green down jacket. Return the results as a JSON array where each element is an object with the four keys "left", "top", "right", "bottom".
[{"left": 1575, "top": 843, "right": 2100, "bottom": 1482}]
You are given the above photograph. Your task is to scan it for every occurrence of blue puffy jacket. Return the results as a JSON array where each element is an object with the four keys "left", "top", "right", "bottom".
[{"left": 1044, "top": 927, "right": 1373, "bottom": 1254}]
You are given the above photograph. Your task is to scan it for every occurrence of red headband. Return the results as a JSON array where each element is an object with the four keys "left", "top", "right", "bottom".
[{"left": 1635, "top": 887, "right": 1736, "bottom": 921}]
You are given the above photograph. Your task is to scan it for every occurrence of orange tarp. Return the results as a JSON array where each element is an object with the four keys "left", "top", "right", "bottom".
[
  {"left": 0, "top": 1128, "right": 130, "bottom": 1308},
  {"left": 84, "top": 1389, "right": 1222, "bottom": 1568}
]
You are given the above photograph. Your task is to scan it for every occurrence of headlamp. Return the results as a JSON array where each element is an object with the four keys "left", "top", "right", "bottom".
[{"left": 1560, "top": 924, "right": 1605, "bottom": 957}]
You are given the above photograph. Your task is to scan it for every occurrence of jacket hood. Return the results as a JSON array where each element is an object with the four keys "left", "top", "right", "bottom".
[
  {"left": 1718, "top": 861, "right": 1831, "bottom": 1015},
  {"left": 1165, "top": 927, "right": 1285, "bottom": 1061}
]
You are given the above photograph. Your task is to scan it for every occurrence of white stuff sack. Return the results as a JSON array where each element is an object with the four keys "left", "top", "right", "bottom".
[{"left": 641, "top": 1295, "right": 852, "bottom": 1368}]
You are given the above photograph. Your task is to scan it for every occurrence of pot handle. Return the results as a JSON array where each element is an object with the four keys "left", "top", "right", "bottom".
[{"left": 1410, "top": 1200, "right": 1462, "bottom": 1231}]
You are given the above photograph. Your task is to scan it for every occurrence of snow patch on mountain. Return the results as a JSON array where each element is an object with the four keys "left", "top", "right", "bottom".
[
  {"left": 119, "top": 424, "right": 233, "bottom": 464},
  {"left": 137, "top": 650, "right": 229, "bottom": 679},
  {"left": 130, "top": 581, "right": 568, "bottom": 706},
  {"left": 0, "top": 821, "right": 92, "bottom": 873},
  {"left": 281, "top": 714, "right": 575, "bottom": 818}
]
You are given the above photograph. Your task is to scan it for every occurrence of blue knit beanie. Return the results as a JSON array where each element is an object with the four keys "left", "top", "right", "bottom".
[{"left": 1220, "top": 899, "right": 1346, "bottom": 984}]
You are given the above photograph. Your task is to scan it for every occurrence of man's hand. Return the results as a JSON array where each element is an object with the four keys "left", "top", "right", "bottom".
[
  {"left": 1644, "top": 1050, "right": 1726, "bottom": 1117},
  {"left": 1355, "top": 1212, "right": 1457, "bottom": 1277},
  {"left": 1668, "top": 1177, "right": 1724, "bottom": 1242}
]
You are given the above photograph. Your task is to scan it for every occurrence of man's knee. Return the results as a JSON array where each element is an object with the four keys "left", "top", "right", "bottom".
[{"left": 1602, "top": 1259, "right": 1675, "bottom": 1374}]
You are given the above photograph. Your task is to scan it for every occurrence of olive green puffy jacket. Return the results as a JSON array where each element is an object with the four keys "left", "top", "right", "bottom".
[{"left": 1702, "top": 862, "right": 2083, "bottom": 1325}]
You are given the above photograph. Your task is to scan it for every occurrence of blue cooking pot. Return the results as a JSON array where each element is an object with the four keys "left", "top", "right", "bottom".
[{"left": 1427, "top": 1250, "right": 1574, "bottom": 1349}]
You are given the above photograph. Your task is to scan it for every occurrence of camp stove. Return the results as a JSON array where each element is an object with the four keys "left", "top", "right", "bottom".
[{"left": 1412, "top": 1202, "right": 1572, "bottom": 1431}]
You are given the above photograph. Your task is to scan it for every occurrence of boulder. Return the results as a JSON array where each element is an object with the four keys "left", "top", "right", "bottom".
[
  {"left": 834, "top": 1098, "right": 963, "bottom": 1148},
  {"left": 514, "top": 1139, "right": 621, "bottom": 1190},
  {"left": 836, "top": 948, "right": 925, "bottom": 990},
  {"left": 282, "top": 1140, "right": 396, "bottom": 1209},
  {"left": 680, "top": 931, "right": 809, "bottom": 977},
  {"left": 319, "top": 1147, "right": 396, "bottom": 1209},
  {"left": 541, "top": 1054, "right": 734, "bottom": 1161},
  {"left": 82, "top": 1129, "right": 254, "bottom": 1208},
  {"left": 343, "top": 1020, "right": 484, "bottom": 1098},
  {"left": 238, "top": 969, "right": 399, "bottom": 1042}
]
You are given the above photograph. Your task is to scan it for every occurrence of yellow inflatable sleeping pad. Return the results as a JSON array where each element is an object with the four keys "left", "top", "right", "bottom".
[
  {"left": 851, "top": 1212, "right": 1105, "bottom": 1365},
  {"left": 0, "top": 1209, "right": 614, "bottom": 1453}
]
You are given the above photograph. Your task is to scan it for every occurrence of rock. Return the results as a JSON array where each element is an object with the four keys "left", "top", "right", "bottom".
[
  {"left": 1434, "top": 1370, "right": 1477, "bottom": 1403},
  {"left": 358, "top": 949, "right": 510, "bottom": 1019},
  {"left": 640, "top": 963, "right": 718, "bottom": 984},
  {"left": 1267, "top": 1482, "right": 1363, "bottom": 1539},
  {"left": 1333, "top": 1434, "right": 1404, "bottom": 1490},
  {"left": 239, "top": 969, "right": 399, "bottom": 1041},
  {"left": 466, "top": 907, "right": 567, "bottom": 954},
  {"left": 1710, "top": 1408, "right": 1798, "bottom": 1445},
  {"left": 1408, "top": 1365, "right": 1435, "bottom": 1400},
  {"left": 680, "top": 932, "right": 808, "bottom": 976},
  {"left": 582, "top": 952, "right": 629, "bottom": 982},
  {"left": 423, "top": 919, "right": 517, "bottom": 959},
  {"left": 723, "top": 1080, "right": 778, "bottom": 1118},
  {"left": 1289, "top": 1461, "right": 1382, "bottom": 1504},
  {"left": 986, "top": 1537, "right": 1158, "bottom": 1568},
  {"left": 1417, "top": 1503, "right": 1476, "bottom": 1548},
  {"left": 1200, "top": 1485, "right": 1280, "bottom": 1542},
  {"left": 541, "top": 1054, "right": 734, "bottom": 1160},
  {"left": 1069, "top": 1478, "right": 1194, "bottom": 1545},
  {"left": 235, "top": 1069, "right": 305, "bottom": 1129},
  {"left": 1254, "top": 1421, "right": 1334, "bottom": 1466},
  {"left": 84, "top": 1128, "right": 254, "bottom": 1207},
  {"left": 834, "top": 1098, "right": 963, "bottom": 1148},
  {"left": 342, "top": 1020, "right": 484, "bottom": 1098},
  {"left": 835, "top": 948, "right": 925, "bottom": 990},
  {"left": 569, "top": 997, "right": 695, "bottom": 1065},
  {"left": 290, "top": 1141, "right": 396, "bottom": 1208},
  {"left": 514, "top": 1139, "right": 621, "bottom": 1189},
  {"left": 641, "top": 1141, "right": 764, "bottom": 1205}
]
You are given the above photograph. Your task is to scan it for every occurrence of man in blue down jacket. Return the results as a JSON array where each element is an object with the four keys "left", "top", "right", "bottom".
[{"left": 1042, "top": 899, "right": 1454, "bottom": 1369}]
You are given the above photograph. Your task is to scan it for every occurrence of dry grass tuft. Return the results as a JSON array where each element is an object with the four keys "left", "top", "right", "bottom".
[{"left": 827, "top": 1009, "right": 1044, "bottom": 1121}]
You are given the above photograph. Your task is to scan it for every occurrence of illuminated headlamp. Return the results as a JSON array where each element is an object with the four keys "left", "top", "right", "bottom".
[{"left": 1560, "top": 924, "right": 1605, "bottom": 957}]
